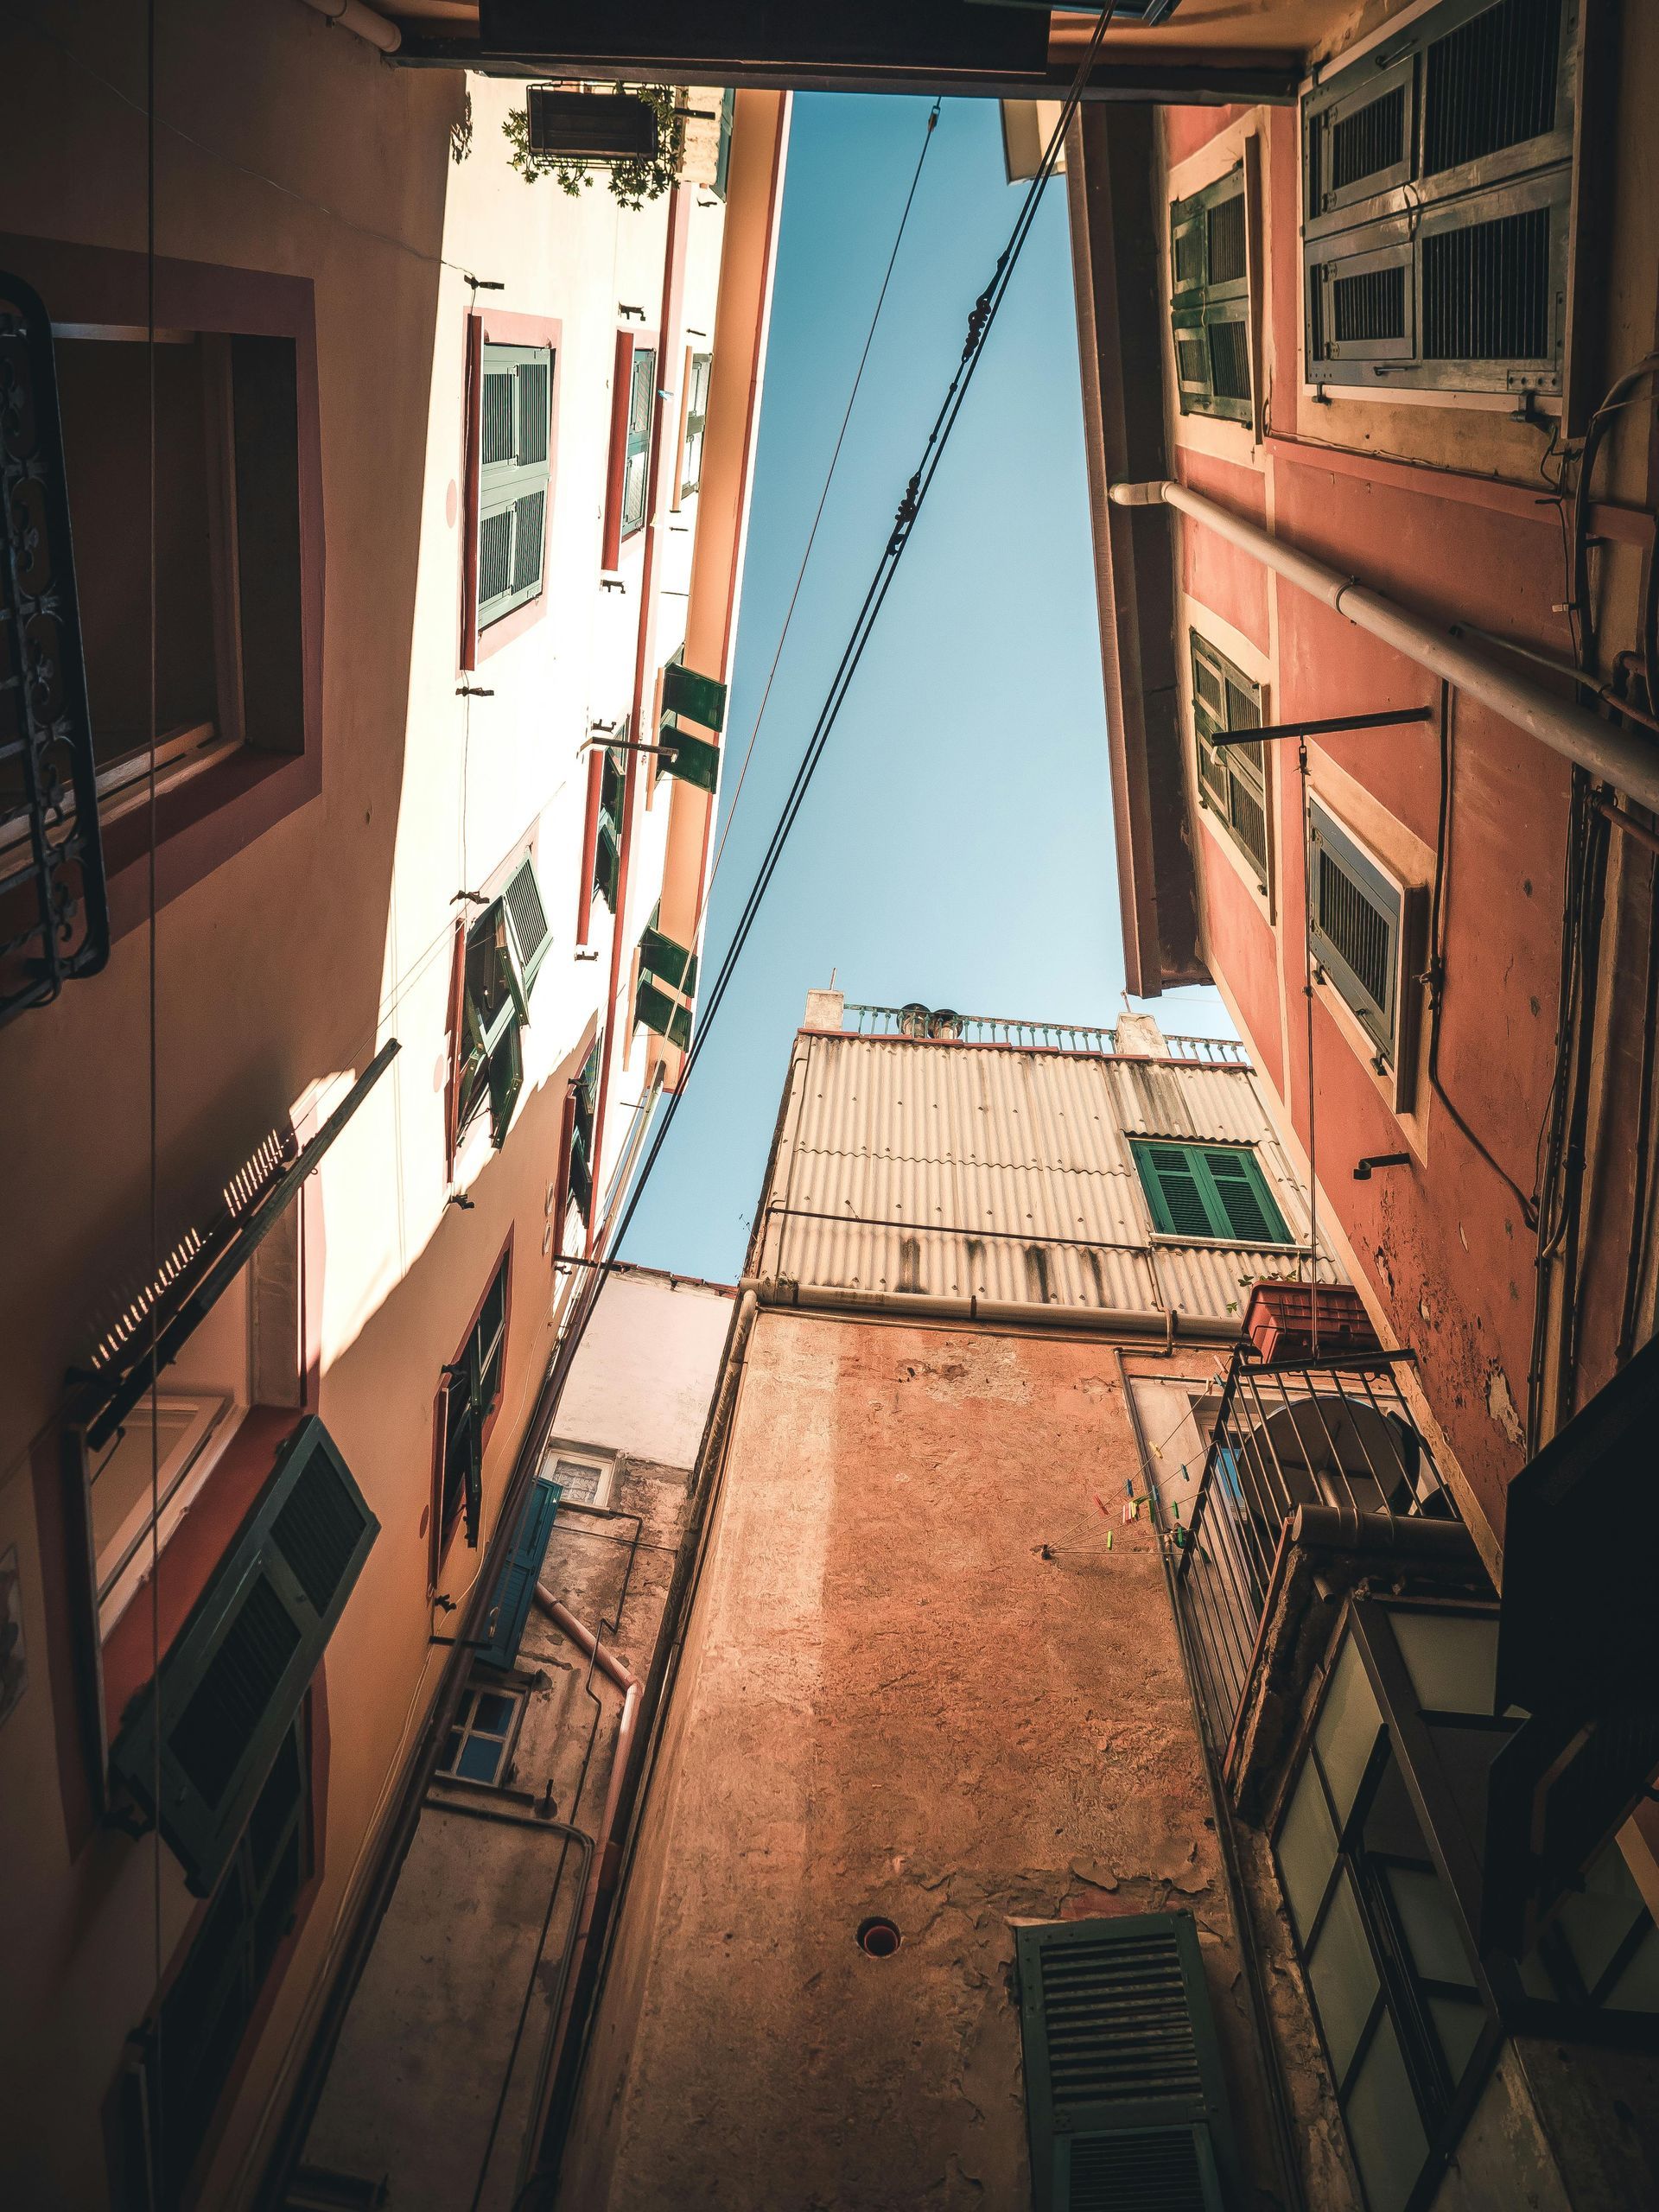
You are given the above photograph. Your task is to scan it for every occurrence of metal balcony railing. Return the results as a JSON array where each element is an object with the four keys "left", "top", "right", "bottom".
[
  {"left": 840, "top": 1001, "right": 1251, "bottom": 1065},
  {"left": 1171, "top": 1348, "right": 1457, "bottom": 1751}
]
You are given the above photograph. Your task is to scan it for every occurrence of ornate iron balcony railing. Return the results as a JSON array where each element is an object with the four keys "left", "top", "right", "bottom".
[
  {"left": 1, "top": 271, "right": 107, "bottom": 1022},
  {"left": 840, "top": 1001, "right": 1251, "bottom": 1064}
]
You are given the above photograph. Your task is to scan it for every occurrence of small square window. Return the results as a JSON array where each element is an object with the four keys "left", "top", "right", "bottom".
[
  {"left": 546, "top": 1445, "right": 615, "bottom": 1510},
  {"left": 438, "top": 1682, "right": 525, "bottom": 1788}
]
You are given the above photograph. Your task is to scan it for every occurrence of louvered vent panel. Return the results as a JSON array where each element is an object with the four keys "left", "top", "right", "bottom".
[
  {"left": 517, "top": 360, "right": 550, "bottom": 464},
  {"left": 512, "top": 492, "right": 545, "bottom": 588},
  {"left": 1230, "top": 782, "right": 1268, "bottom": 873},
  {"left": 273, "top": 1453, "right": 370, "bottom": 1616},
  {"left": 1198, "top": 735, "right": 1227, "bottom": 806},
  {"left": 1208, "top": 321, "right": 1249, "bottom": 404},
  {"left": 1423, "top": 207, "right": 1550, "bottom": 359},
  {"left": 1205, "top": 195, "right": 1246, "bottom": 285},
  {"left": 479, "top": 510, "right": 512, "bottom": 604},
  {"left": 1174, "top": 227, "right": 1204, "bottom": 290},
  {"left": 1068, "top": 2129, "right": 1211, "bottom": 2212},
  {"left": 1424, "top": 0, "right": 1562, "bottom": 175},
  {"left": 170, "top": 1576, "right": 302, "bottom": 1808},
  {"left": 1332, "top": 85, "right": 1408, "bottom": 192},
  {"left": 1042, "top": 1929, "right": 1204, "bottom": 2102},
  {"left": 1223, "top": 682, "right": 1260, "bottom": 734},
  {"left": 481, "top": 372, "right": 515, "bottom": 465},
  {"left": 1333, "top": 264, "right": 1408, "bottom": 345},
  {"left": 1318, "top": 849, "right": 1392, "bottom": 1007},
  {"left": 1206, "top": 1152, "right": 1274, "bottom": 1243},
  {"left": 1176, "top": 336, "right": 1208, "bottom": 386},
  {"left": 505, "top": 860, "right": 550, "bottom": 970}
]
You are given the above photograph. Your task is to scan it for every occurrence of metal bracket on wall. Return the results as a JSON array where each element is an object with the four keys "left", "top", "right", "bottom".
[{"left": 1210, "top": 706, "right": 1434, "bottom": 748}]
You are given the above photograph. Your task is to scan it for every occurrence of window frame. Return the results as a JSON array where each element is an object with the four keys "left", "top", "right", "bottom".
[
  {"left": 1169, "top": 163, "right": 1252, "bottom": 424},
  {"left": 1131, "top": 1138, "right": 1294, "bottom": 1246},
  {"left": 601, "top": 327, "right": 659, "bottom": 569},
  {"left": 1300, "top": 0, "right": 1580, "bottom": 398},
  {"left": 451, "top": 852, "right": 552, "bottom": 1158},
  {"left": 1271, "top": 1595, "right": 1659, "bottom": 2212},
  {"left": 475, "top": 339, "right": 554, "bottom": 633},
  {"left": 0, "top": 232, "right": 324, "bottom": 944},
  {"left": 1189, "top": 630, "right": 1272, "bottom": 897},
  {"left": 433, "top": 1236, "right": 514, "bottom": 1580},
  {"left": 436, "top": 1681, "right": 527, "bottom": 1789},
  {"left": 460, "top": 307, "right": 561, "bottom": 671},
  {"left": 543, "top": 1440, "right": 618, "bottom": 1511},
  {"left": 680, "top": 349, "right": 712, "bottom": 497},
  {"left": 1306, "top": 793, "right": 1412, "bottom": 1070}
]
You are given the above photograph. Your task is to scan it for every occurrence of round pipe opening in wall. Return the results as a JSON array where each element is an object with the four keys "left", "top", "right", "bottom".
[{"left": 857, "top": 1916, "right": 901, "bottom": 1959}]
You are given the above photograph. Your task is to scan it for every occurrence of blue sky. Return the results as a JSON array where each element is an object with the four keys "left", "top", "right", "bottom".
[{"left": 626, "top": 93, "right": 1231, "bottom": 1281}]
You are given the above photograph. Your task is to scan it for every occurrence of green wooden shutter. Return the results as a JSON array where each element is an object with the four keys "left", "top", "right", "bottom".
[
  {"left": 661, "top": 658, "right": 728, "bottom": 732},
  {"left": 682, "top": 352, "right": 711, "bottom": 494},
  {"left": 1016, "top": 1912, "right": 1236, "bottom": 2212},
  {"left": 478, "top": 343, "right": 553, "bottom": 627},
  {"left": 620, "top": 344, "right": 656, "bottom": 538},
  {"left": 1190, "top": 633, "right": 1268, "bottom": 888},
  {"left": 479, "top": 1476, "right": 562, "bottom": 1674},
  {"left": 634, "top": 975, "right": 682, "bottom": 1039},
  {"left": 1170, "top": 167, "right": 1251, "bottom": 424},
  {"left": 594, "top": 818, "right": 620, "bottom": 912},
  {"left": 639, "top": 910, "right": 695, "bottom": 993},
  {"left": 109, "top": 1418, "right": 378, "bottom": 1895},
  {"left": 1134, "top": 1141, "right": 1217, "bottom": 1238},
  {"left": 662, "top": 729, "right": 720, "bottom": 792},
  {"left": 503, "top": 855, "right": 551, "bottom": 994},
  {"left": 1307, "top": 797, "right": 1402, "bottom": 1059},
  {"left": 1200, "top": 1146, "right": 1290, "bottom": 1245},
  {"left": 713, "top": 85, "right": 734, "bottom": 200}
]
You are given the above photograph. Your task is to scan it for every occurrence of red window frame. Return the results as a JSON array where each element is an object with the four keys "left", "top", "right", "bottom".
[
  {"left": 601, "top": 326, "right": 661, "bottom": 570},
  {"left": 0, "top": 231, "right": 325, "bottom": 944},
  {"left": 428, "top": 1230, "right": 515, "bottom": 1588},
  {"left": 460, "top": 307, "right": 563, "bottom": 672}
]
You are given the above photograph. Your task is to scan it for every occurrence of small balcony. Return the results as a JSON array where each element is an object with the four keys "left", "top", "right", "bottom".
[{"left": 1173, "top": 1345, "right": 1486, "bottom": 1814}]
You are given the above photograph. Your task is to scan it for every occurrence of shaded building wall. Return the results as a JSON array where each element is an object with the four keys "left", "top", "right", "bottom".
[
  {"left": 0, "top": 11, "right": 781, "bottom": 2206},
  {"left": 558, "top": 1308, "right": 1296, "bottom": 2211}
]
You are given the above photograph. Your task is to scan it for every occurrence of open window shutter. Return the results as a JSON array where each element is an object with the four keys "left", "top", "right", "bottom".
[
  {"left": 1307, "top": 798, "right": 1401, "bottom": 1058},
  {"left": 503, "top": 856, "right": 551, "bottom": 994},
  {"left": 661, "top": 658, "right": 728, "bottom": 732},
  {"left": 634, "top": 974, "right": 682, "bottom": 1040},
  {"left": 109, "top": 1419, "right": 377, "bottom": 1895},
  {"left": 713, "top": 85, "right": 734, "bottom": 200},
  {"left": 639, "top": 913, "right": 694, "bottom": 993},
  {"left": 682, "top": 353, "right": 711, "bottom": 493},
  {"left": 594, "top": 818, "right": 620, "bottom": 911},
  {"left": 486, "top": 1020, "right": 524, "bottom": 1149},
  {"left": 1200, "top": 1147, "right": 1289, "bottom": 1245},
  {"left": 1016, "top": 1912, "right": 1236, "bottom": 2212},
  {"left": 620, "top": 345, "right": 656, "bottom": 537},
  {"left": 662, "top": 729, "right": 721, "bottom": 792},
  {"left": 478, "top": 343, "right": 552, "bottom": 626},
  {"left": 1136, "top": 1143, "right": 1217, "bottom": 1238},
  {"left": 479, "top": 1476, "right": 561, "bottom": 1673}
]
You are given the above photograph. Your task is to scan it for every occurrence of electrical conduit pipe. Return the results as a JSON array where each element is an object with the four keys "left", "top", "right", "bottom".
[
  {"left": 1109, "top": 478, "right": 1659, "bottom": 814},
  {"left": 520, "top": 1592, "right": 641, "bottom": 2186}
]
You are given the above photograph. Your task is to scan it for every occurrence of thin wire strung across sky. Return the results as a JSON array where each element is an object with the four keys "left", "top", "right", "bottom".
[{"left": 589, "top": 14, "right": 1115, "bottom": 1308}]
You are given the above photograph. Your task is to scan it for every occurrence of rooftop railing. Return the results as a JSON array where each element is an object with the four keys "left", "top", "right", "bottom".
[
  {"left": 839, "top": 1001, "right": 1251, "bottom": 1065},
  {"left": 1170, "top": 1348, "right": 1458, "bottom": 1752}
]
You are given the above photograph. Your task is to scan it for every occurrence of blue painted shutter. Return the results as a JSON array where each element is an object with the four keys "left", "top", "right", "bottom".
[
  {"left": 478, "top": 1477, "right": 562, "bottom": 1672},
  {"left": 1016, "top": 1911, "right": 1236, "bottom": 2212},
  {"left": 109, "top": 1418, "right": 378, "bottom": 1895}
]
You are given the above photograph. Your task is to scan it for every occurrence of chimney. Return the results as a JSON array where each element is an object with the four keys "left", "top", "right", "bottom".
[
  {"left": 1114, "top": 1011, "right": 1167, "bottom": 1058},
  {"left": 804, "top": 985, "right": 844, "bottom": 1032}
]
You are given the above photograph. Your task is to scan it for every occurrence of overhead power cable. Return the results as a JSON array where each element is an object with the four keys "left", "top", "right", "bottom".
[{"left": 589, "top": 14, "right": 1111, "bottom": 1294}]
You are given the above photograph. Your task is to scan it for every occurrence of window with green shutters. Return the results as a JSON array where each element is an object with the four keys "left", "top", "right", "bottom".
[
  {"left": 1132, "top": 1140, "right": 1293, "bottom": 1244},
  {"left": 569, "top": 1030, "right": 601, "bottom": 1225},
  {"left": 620, "top": 343, "right": 657, "bottom": 541},
  {"left": 594, "top": 741, "right": 625, "bottom": 914},
  {"left": 455, "top": 856, "right": 551, "bottom": 1151},
  {"left": 478, "top": 343, "right": 553, "bottom": 627},
  {"left": 1301, "top": 0, "right": 1576, "bottom": 396},
  {"left": 1015, "top": 1911, "right": 1238, "bottom": 2212},
  {"left": 712, "top": 86, "right": 734, "bottom": 200},
  {"left": 124, "top": 1702, "right": 315, "bottom": 2204},
  {"left": 108, "top": 1416, "right": 377, "bottom": 1897},
  {"left": 440, "top": 1249, "right": 509, "bottom": 1553},
  {"left": 1190, "top": 631, "right": 1270, "bottom": 892},
  {"left": 1170, "top": 166, "right": 1252, "bottom": 423},
  {"left": 1307, "top": 797, "right": 1405, "bottom": 1065},
  {"left": 681, "top": 352, "right": 712, "bottom": 496},
  {"left": 634, "top": 903, "right": 696, "bottom": 1051},
  {"left": 658, "top": 650, "right": 728, "bottom": 792}
]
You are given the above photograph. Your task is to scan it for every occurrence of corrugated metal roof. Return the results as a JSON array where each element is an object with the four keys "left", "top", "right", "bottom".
[{"left": 754, "top": 1033, "right": 1342, "bottom": 1321}]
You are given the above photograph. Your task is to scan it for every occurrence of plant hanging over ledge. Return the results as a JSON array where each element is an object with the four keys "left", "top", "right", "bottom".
[{"left": 503, "top": 88, "right": 686, "bottom": 211}]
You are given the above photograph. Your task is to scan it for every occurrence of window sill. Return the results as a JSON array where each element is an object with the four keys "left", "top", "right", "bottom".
[{"left": 1149, "top": 1230, "right": 1308, "bottom": 1255}]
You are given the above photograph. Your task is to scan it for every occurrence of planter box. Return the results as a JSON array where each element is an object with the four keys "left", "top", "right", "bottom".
[{"left": 1244, "top": 1281, "right": 1379, "bottom": 1364}]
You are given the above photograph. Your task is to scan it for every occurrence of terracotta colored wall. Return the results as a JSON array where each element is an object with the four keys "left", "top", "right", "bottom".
[{"left": 562, "top": 1312, "right": 1282, "bottom": 2210}]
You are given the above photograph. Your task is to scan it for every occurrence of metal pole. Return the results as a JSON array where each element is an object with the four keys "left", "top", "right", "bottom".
[{"left": 1210, "top": 706, "right": 1433, "bottom": 747}]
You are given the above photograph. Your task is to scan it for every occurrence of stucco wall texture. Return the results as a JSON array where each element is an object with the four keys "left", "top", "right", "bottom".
[{"left": 566, "top": 1311, "right": 1280, "bottom": 2209}]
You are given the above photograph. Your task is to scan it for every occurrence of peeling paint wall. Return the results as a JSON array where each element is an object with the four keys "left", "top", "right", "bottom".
[{"left": 561, "top": 1313, "right": 1298, "bottom": 2209}]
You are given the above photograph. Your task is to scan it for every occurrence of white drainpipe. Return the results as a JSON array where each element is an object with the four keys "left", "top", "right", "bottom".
[
  {"left": 296, "top": 0, "right": 402, "bottom": 54},
  {"left": 1109, "top": 478, "right": 1659, "bottom": 814}
]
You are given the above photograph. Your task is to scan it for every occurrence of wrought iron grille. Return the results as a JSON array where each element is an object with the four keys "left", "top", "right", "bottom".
[
  {"left": 1172, "top": 1349, "right": 1456, "bottom": 1749},
  {"left": 0, "top": 271, "right": 107, "bottom": 1023}
]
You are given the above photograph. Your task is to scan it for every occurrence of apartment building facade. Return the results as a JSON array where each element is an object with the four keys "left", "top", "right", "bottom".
[
  {"left": 0, "top": 8, "right": 784, "bottom": 2206},
  {"left": 551, "top": 995, "right": 1657, "bottom": 2212}
]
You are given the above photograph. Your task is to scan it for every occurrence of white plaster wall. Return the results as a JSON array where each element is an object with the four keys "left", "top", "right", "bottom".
[{"left": 556, "top": 1268, "right": 734, "bottom": 1468}]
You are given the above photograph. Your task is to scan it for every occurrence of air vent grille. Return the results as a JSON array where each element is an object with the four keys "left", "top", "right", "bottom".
[
  {"left": 1332, "top": 85, "right": 1408, "bottom": 191},
  {"left": 1423, "top": 206, "right": 1549, "bottom": 359},
  {"left": 1424, "top": 0, "right": 1561, "bottom": 175},
  {"left": 1206, "top": 195, "right": 1246, "bottom": 285},
  {"left": 1041, "top": 1929, "right": 1204, "bottom": 2105},
  {"left": 1334, "top": 264, "right": 1408, "bottom": 345},
  {"left": 1318, "top": 848, "right": 1392, "bottom": 1009}
]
